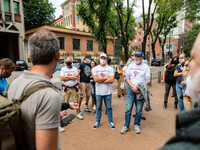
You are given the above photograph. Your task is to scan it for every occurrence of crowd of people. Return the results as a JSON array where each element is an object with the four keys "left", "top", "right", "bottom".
[{"left": 0, "top": 29, "right": 200, "bottom": 149}]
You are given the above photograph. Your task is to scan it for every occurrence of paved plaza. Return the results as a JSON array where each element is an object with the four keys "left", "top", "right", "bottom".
[{"left": 59, "top": 80, "right": 178, "bottom": 150}]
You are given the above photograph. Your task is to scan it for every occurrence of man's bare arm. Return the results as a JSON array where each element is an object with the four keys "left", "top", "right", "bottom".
[
  {"left": 103, "top": 75, "right": 114, "bottom": 84},
  {"left": 93, "top": 75, "right": 108, "bottom": 83},
  {"left": 174, "top": 70, "right": 182, "bottom": 77},
  {"left": 36, "top": 128, "right": 58, "bottom": 150}
]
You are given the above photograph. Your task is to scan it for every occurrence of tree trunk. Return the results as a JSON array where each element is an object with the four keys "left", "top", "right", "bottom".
[
  {"left": 142, "top": 36, "right": 147, "bottom": 59},
  {"left": 151, "top": 43, "right": 156, "bottom": 58},
  {"left": 124, "top": 45, "right": 129, "bottom": 61},
  {"left": 162, "top": 45, "right": 165, "bottom": 64}
]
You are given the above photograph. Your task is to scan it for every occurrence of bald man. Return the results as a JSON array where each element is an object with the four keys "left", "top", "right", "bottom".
[
  {"left": 60, "top": 57, "right": 82, "bottom": 119},
  {"left": 159, "top": 33, "right": 200, "bottom": 150}
]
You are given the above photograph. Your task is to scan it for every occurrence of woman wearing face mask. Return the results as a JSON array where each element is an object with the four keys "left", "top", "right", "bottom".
[
  {"left": 0, "top": 58, "right": 15, "bottom": 95},
  {"left": 90, "top": 60, "right": 97, "bottom": 113},
  {"left": 117, "top": 60, "right": 126, "bottom": 99},
  {"left": 162, "top": 56, "right": 179, "bottom": 109},
  {"left": 123, "top": 58, "right": 133, "bottom": 98}
]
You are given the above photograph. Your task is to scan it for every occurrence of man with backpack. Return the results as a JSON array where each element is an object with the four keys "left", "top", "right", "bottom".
[
  {"left": 6, "top": 30, "right": 61, "bottom": 150},
  {"left": 162, "top": 56, "right": 179, "bottom": 109}
]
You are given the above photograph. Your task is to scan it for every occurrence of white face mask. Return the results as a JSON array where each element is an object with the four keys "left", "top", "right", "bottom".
[
  {"left": 135, "top": 60, "right": 141, "bottom": 65},
  {"left": 132, "top": 56, "right": 135, "bottom": 61},
  {"left": 100, "top": 59, "right": 106, "bottom": 65},
  {"left": 187, "top": 70, "right": 200, "bottom": 103},
  {"left": 179, "top": 59, "right": 185, "bottom": 64}
]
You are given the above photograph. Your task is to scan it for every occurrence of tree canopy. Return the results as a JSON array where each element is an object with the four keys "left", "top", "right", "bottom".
[
  {"left": 185, "top": 0, "right": 200, "bottom": 21},
  {"left": 184, "top": 24, "right": 200, "bottom": 56},
  {"left": 76, "top": 0, "right": 112, "bottom": 53},
  {"left": 23, "top": 0, "right": 55, "bottom": 30}
]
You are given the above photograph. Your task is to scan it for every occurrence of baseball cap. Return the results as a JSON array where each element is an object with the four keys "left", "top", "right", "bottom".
[
  {"left": 100, "top": 53, "right": 107, "bottom": 58},
  {"left": 85, "top": 54, "right": 91, "bottom": 59},
  {"left": 134, "top": 51, "right": 144, "bottom": 57}
]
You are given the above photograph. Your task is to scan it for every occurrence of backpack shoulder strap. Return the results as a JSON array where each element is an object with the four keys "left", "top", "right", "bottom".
[{"left": 15, "top": 82, "right": 60, "bottom": 103}]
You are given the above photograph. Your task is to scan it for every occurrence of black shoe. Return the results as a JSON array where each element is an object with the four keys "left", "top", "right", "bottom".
[
  {"left": 84, "top": 107, "right": 92, "bottom": 112},
  {"left": 174, "top": 102, "right": 178, "bottom": 109},
  {"left": 163, "top": 102, "right": 167, "bottom": 109}
]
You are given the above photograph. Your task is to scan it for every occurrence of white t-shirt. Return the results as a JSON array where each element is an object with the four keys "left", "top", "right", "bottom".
[
  {"left": 126, "top": 62, "right": 151, "bottom": 87},
  {"left": 92, "top": 65, "right": 114, "bottom": 95},
  {"left": 60, "top": 66, "right": 78, "bottom": 86},
  {"left": 123, "top": 66, "right": 128, "bottom": 73}
]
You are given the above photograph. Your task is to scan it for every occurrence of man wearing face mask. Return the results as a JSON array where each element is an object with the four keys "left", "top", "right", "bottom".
[
  {"left": 92, "top": 53, "right": 115, "bottom": 130},
  {"left": 159, "top": 33, "right": 200, "bottom": 150},
  {"left": 60, "top": 57, "right": 81, "bottom": 119},
  {"left": 121, "top": 51, "right": 150, "bottom": 134},
  {"left": 78, "top": 54, "right": 92, "bottom": 117},
  {"left": 7, "top": 30, "right": 61, "bottom": 150},
  {"left": 131, "top": 50, "right": 137, "bottom": 63},
  {"left": 174, "top": 53, "right": 187, "bottom": 111},
  {"left": 0, "top": 58, "right": 15, "bottom": 95}
]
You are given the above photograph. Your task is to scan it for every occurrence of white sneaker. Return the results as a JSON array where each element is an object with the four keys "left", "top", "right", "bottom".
[
  {"left": 59, "top": 127, "right": 65, "bottom": 133},
  {"left": 77, "top": 113, "right": 84, "bottom": 120},
  {"left": 134, "top": 125, "right": 141, "bottom": 134}
]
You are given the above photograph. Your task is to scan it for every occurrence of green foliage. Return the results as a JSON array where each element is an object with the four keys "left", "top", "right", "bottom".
[
  {"left": 23, "top": 0, "right": 56, "bottom": 30},
  {"left": 108, "top": 0, "right": 136, "bottom": 61},
  {"left": 184, "top": 24, "right": 200, "bottom": 56},
  {"left": 185, "top": 0, "right": 200, "bottom": 21},
  {"left": 150, "top": 0, "right": 183, "bottom": 58},
  {"left": 76, "top": 0, "right": 112, "bottom": 53}
]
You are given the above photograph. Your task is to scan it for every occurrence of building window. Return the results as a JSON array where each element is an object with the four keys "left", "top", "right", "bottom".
[
  {"left": 73, "top": 38, "right": 80, "bottom": 50},
  {"left": 148, "top": 37, "right": 150, "bottom": 41},
  {"left": 70, "top": 14, "right": 72, "bottom": 24},
  {"left": 87, "top": 40, "right": 93, "bottom": 51},
  {"left": 139, "top": 38, "right": 141, "bottom": 42},
  {"left": 147, "top": 44, "right": 149, "bottom": 48},
  {"left": 4, "top": 0, "right": 10, "bottom": 13},
  {"left": 14, "top": 1, "right": 19, "bottom": 14},
  {"left": 135, "top": 39, "right": 137, "bottom": 43},
  {"left": 135, "top": 26, "right": 137, "bottom": 30},
  {"left": 58, "top": 37, "right": 65, "bottom": 49},
  {"left": 139, "top": 32, "right": 141, "bottom": 35},
  {"left": 76, "top": 15, "right": 79, "bottom": 24}
]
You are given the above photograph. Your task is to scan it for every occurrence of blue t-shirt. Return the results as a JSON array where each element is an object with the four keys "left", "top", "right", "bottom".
[
  {"left": 0, "top": 78, "right": 8, "bottom": 95},
  {"left": 175, "top": 64, "right": 183, "bottom": 84}
]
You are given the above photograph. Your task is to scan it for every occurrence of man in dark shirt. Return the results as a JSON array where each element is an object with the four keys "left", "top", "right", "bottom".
[
  {"left": 174, "top": 53, "right": 186, "bottom": 111},
  {"left": 78, "top": 54, "right": 92, "bottom": 119}
]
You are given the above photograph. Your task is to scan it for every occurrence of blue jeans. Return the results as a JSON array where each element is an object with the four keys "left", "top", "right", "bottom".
[
  {"left": 124, "top": 88, "right": 144, "bottom": 128},
  {"left": 176, "top": 84, "right": 185, "bottom": 111},
  {"left": 91, "top": 82, "right": 96, "bottom": 105},
  {"left": 96, "top": 94, "right": 113, "bottom": 123}
]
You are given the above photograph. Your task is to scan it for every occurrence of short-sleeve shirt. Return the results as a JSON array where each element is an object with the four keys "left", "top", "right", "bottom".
[
  {"left": 175, "top": 64, "right": 184, "bottom": 84},
  {"left": 92, "top": 65, "right": 114, "bottom": 95},
  {"left": 0, "top": 78, "right": 7, "bottom": 95},
  {"left": 126, "top": 62, "right": 151, "bottom": 87},
  {"left": 7, "top": 71, "right": 61, "bottom": 150},
  {"left": 78, "top": 62, "right": 91, "bottom": 83},
  {"left": 60, "top": 66, "right": 78, "bottom": 86}
]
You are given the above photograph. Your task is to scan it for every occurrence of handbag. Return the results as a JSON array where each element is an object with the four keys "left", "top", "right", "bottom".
[
  {"left": 120, "top": 82, "right": 125, "bottom": 89},
  {"left": 114, "top": 71, "right": 120, "bottom": 80}
]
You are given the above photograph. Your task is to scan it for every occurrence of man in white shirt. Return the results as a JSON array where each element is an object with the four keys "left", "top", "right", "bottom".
[
  {"left": 92, "top": 53, "right": 116, "bottom": 130},
  {"left": 121, "top": 51, "right": 151, "bottom": 134},
  {"left": 60, "top": 57, "right": 82, "bottom": 119}
]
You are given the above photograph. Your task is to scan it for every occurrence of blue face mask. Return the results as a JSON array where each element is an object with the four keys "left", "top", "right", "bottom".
[
  {"left": 53, "top": 64, "right": 60, "bottom": 74},
  {"left": 120, "top": 63, "right": 123, "bottom": 66},
  {"left": 127, "top": 62, "right": 131, "bottom": 65},
  {"left": 88, "top": 59, "right": 91, "bottom": 64}
]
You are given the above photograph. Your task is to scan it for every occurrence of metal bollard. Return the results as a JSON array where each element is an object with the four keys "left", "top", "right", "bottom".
[
  {"left": 158, "top": 71, "right": 161, "bottom": 83},
  {"left": 150, "top": 72, "right": 152, "bottom": 86}
]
